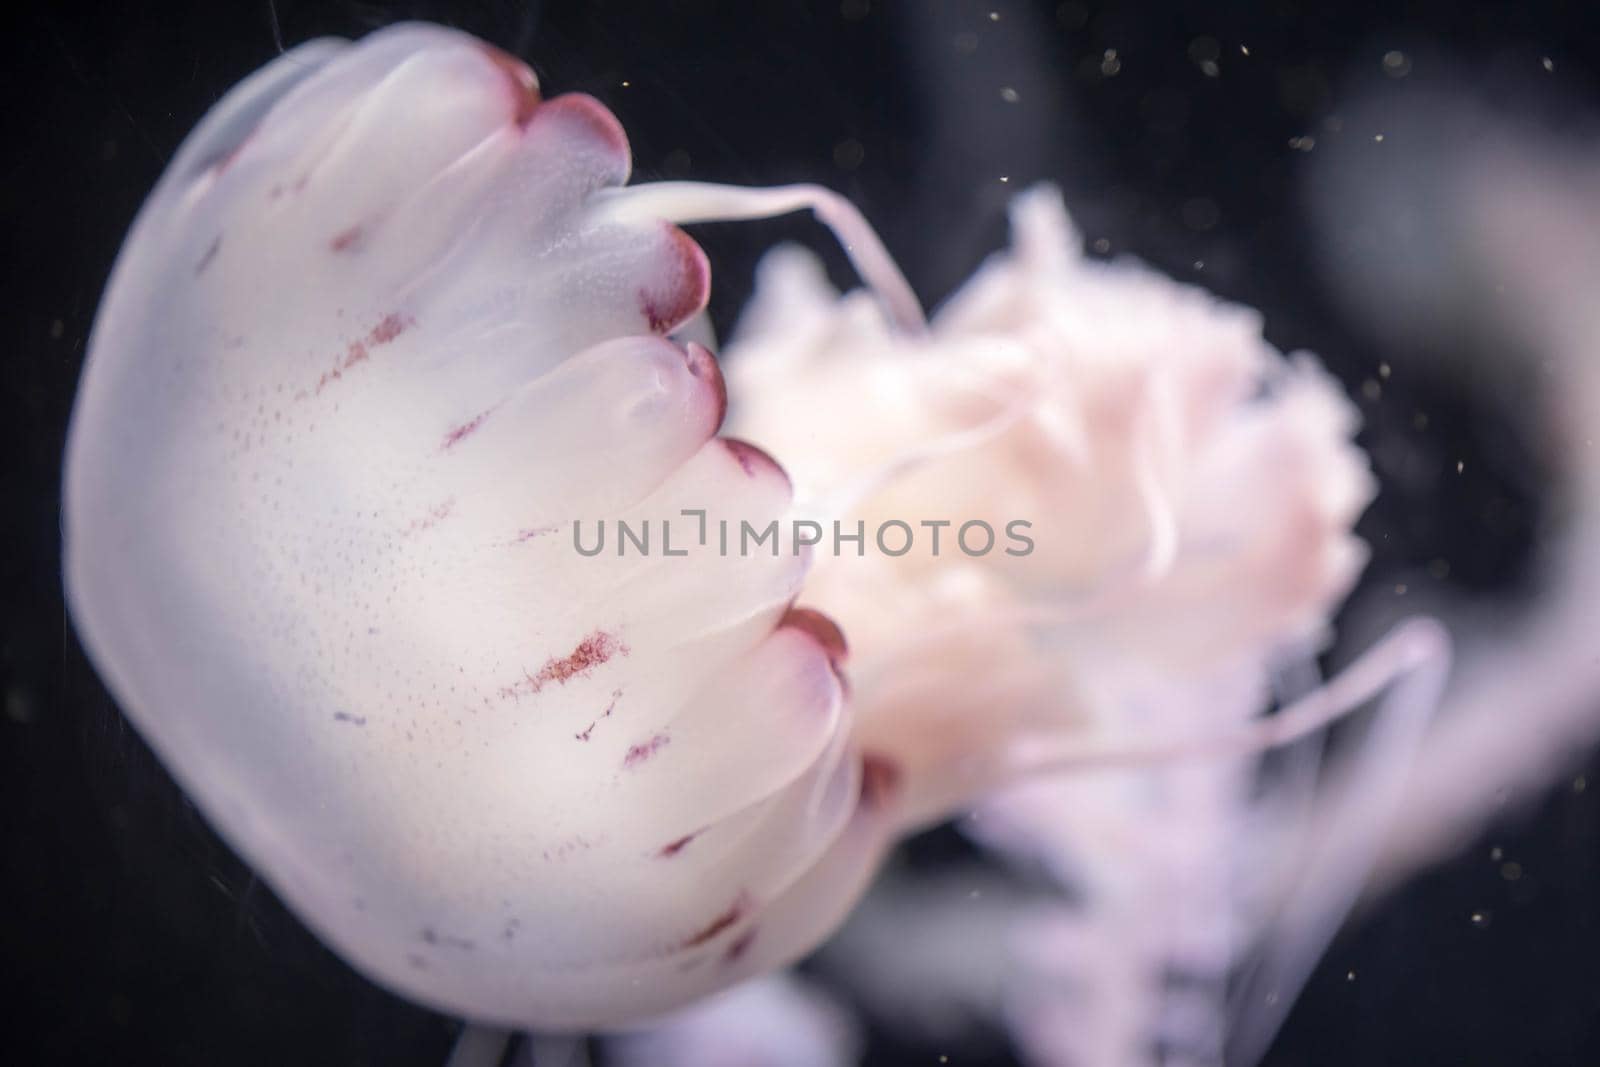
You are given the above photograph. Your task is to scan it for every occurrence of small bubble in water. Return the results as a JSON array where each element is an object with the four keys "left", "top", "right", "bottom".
[{"left": 1382, "top": 50, "right": 1412, "bottom": 78}]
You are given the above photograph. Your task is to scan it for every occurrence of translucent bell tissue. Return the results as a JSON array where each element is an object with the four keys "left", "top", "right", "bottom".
[{"left": 63, "top": 23, "right": 910, "bottom": 1030}]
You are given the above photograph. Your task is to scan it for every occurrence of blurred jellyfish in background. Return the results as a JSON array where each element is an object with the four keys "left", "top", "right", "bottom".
[{"left": 1305, "top": 65, "right": 1600, "bottom": 889}]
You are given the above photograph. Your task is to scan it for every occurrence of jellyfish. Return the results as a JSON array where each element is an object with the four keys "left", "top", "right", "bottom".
[
  {"left": 62, "top": 21, "right": 923, "bottom": 1033},
  {"left": 1306, "top": 83, "right": 1600, "bottom": 890},
  {"left": 65, "top": 20, "right": 1448, "bottom": 1062}
]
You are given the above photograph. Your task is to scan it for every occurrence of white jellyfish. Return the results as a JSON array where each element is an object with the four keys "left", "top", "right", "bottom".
[
  {"left": 1306, "top": 83, "right": 1600, "bottom": 890},
  {"left": 63, "top": 22, "right": 920, "bottom": 1034}
]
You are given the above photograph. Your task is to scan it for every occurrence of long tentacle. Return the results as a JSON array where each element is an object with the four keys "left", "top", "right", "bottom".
[
  {"left": 446, "top": 1024, "right": 513, "bottom": 1067},
  {"left": 1223, "top": 617, "right": 1450, "bottom": 1064},
  {"left": 1005, "top": 617, "right": 1450, "bottom": 780},
  {"left": 592, "top": 181, "right": 926, "bottom": 336}
]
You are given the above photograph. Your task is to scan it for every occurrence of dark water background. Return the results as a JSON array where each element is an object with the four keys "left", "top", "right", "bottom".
[{"left": 4, "top": 1, "right": 1598, "bottom": 1064}]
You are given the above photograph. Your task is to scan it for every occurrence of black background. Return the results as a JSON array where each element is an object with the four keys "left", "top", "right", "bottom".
[{"left": 5, "top": 1, "right": 1599, "bottom": 1064}]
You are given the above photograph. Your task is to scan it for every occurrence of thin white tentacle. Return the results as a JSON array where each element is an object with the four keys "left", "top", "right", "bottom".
[
  {"left": 1006, "top": 617, "right": 1450, "bottom": 778},
  {"left": 446, "top": 1024, "right": 513, "bottom": 1067},
  {"left": 592, "top": 181, "right": 927, "bottom": 336},
  {"left": 1225, "top": 617, "right": 1451, "bottom": 1064}
]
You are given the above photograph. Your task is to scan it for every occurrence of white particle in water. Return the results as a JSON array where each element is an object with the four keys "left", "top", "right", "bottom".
[{"left": 1382, "top": 50, "right": 1412, "bottom": 78}]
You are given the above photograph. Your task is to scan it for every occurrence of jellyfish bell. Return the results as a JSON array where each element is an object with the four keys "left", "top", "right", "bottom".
[{"left": 62, "top": 22, "right": 916, "bottom": 1030}]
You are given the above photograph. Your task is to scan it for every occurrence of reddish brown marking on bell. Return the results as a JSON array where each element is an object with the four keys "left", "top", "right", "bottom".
[
  {"left": 401, "top": 498, "right": 455, "bottom": 537},
  {"left": 535, "top": 94, "right": 630, "bottom": 164},
  {"left": 577, "top": 688, "right": 622, "bottom": 740},
  {"left": 503, "top": 633, "right": 627, "bottom": 701},
  {"left": 683, "top": 341, "right": 727, "bottom": 429},
  {"left": 514, "top": 525, "right": 558, "bottom": 543},
  {"left": 194, "top": 235, "right": 221, "bottom": 277},
  {"left": 638, "top": 224, "right": 711, "bottom": 334},
  {"left": 479, "top": 44, "right": 541, "bottom": 127},
  {"left": 640, "top": 293, "right": 665, "bottom": 334},
  {"left": 368, "top": 312, "right": 411, "bottom": 345},
  {"left": 722, "top": 927, "right": 757, "bottom": 964},
  {"left": 859, "top": 752, "right": 902, "bottom": 812},
  {"left": 623, "top": 733, "right": 670, "bottom": 768},
  {"left": 307, "top": 313, "right": 414, "bottom": 396},
  {"left": 721, "top": 438, "right": 790, "bottom": 488},
  {"left": 546, "top": 633, "right": 622, "bottom": 685},
  {"left": 681, "top": 892, "right": 751, "bottom": 949},
  {"left": 441, "top": 405, "right": 498, "bottom": 451},
  {"left": 657, "top": 830, "right": 700, "bottom": 858},
  {"left": 331, "top": 225, "right": 363, "bottom": 253},
  {"left": 780, "top": 607, "right": 849, "bottom": 669}
]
